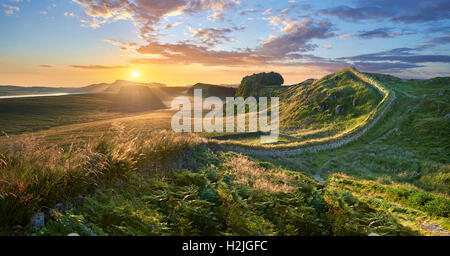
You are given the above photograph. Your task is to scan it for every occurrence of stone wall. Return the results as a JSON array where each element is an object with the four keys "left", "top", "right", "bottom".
[{"left": 211, "top": 68, "right": 396, "bottom": 157}]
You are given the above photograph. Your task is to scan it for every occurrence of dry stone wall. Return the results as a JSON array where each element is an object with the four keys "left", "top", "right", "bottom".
[{"left": 212, "top": 68, "right": 396, "bottom": 157}]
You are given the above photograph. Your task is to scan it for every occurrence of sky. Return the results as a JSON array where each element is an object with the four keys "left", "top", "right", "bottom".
[{"left": 0, "top": 0, "right": 449, "bottom": 87}]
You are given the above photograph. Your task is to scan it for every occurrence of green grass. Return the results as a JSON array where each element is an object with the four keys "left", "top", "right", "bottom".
[
  {"left": 1, "top": 130, "right": 440, "bottom": 236},
  {"left": 0, "top": 130, "right": 201, "bottom": 234},
  {"left": 280, "top": 69, "right": 383, "bottom": 132},
  {"left": 250, "top": 71, "right": 449, "bottom": 195},
  {"left": 327, "top": 174, "right": 449, "bottom": 235},
  {"left": 0, "top": 69, "right": 448, "bottom": 236},
  {"left": 207, "top": 68, "right": 389, "bottom": 149},
  {"left": 28, "top": 140, "right": 426, "bottom": 236}
]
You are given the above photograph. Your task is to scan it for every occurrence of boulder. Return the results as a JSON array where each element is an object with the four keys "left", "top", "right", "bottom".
[{"left": 31, "top": 213, "right": 45, "bottom": 230}]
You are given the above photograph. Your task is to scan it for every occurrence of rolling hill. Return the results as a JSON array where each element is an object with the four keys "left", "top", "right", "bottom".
[
  {"left": 210, "top": 67, "right": 391, "bottom": 147},
  {"left": 280, "top": 68, "right": 384, "bottom": 131},
  {"left": 81, "top": 80, "right": 166, "bottom": 93},
  {"left": 0, "top": 80, "right": 168, "bottom": 97},
  {"left": 110, "top": 85, "right": 166, "bottom": 112},
  {"left": 0, "top": 85, "right": 79, "bottom": 96},
  {"left": 187, "top": 83, "right": 236, "bottom": 97},
  {"left": 0, "top": 68, "right": 448, "bottom": 236}
]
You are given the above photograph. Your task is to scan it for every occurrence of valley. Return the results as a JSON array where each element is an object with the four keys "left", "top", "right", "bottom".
[{"left": 0, "top": 68, "right": 448, "bottom": 236}]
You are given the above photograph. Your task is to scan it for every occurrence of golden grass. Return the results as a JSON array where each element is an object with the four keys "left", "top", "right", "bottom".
[
  {"left": 224, "top": 155, "right": 296, "bottom": 193},
  {"left": 0, "top": 129, "right": 204, "bottom": 229},
  {"left": 0, "top": 109, "right": 176, "bottom": 147}
]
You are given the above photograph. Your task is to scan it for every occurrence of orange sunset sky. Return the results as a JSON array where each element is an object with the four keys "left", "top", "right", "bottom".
[{"left": 1, "top": 0, "right": 449, "bottom": 87}]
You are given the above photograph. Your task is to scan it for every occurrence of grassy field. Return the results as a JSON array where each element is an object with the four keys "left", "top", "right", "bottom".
[
  {"left": 0, "top": 94, "right": 123, "bottom": 135},
  {"left": 0, "top": 69, "right": 448, "bottom": 236},
  {"left": 206, "top": 68, "right": 389, "bottom": 149},
  {"left": 0, "top": 86, "right": 189, "bottom": 140},
  {"left": 0, "top": 86, "right": 79, "bottom": 96},
  {"left": 3, "top": 130, "right": 446, "bottom": 236},
  {"left": 257, "top": 74, "right": 449, "bottom": 195}
]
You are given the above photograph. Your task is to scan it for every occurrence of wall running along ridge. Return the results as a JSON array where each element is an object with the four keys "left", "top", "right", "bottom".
[{"left": 210, "top": 67, "right": 396, "bottom": 157}]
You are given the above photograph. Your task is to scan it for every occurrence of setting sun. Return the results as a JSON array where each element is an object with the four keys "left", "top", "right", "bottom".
[{"left": 132, "top": 71, "right": 139, "bottom": 78}]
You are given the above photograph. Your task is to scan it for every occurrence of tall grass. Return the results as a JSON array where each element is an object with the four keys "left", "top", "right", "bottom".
[
  {"left": 0, "top": 129, "right": 202, "bottom": 231},
  {"left": 223, "top": 155, "right": 296, "bottom": 193}
]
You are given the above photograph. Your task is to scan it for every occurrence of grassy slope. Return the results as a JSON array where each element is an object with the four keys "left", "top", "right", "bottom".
[
  {"left": 0, "top": 71, "right": 448, "bottom": 236},
  {"left": 3, "top": 130, "right": 444, "bottom": 236},
  {"left": 0, "top": 94, "right": 132, "bottom": 135},
  {"left": 280, "top": 69, "right": 383, "bottom": 134},
  {"left": 0, "top": 108, "right": 176, "bottom": 147},
  {"left": 260, "top": 75, "right": 449, "bottom": 194},
  {"left": 0, "top": 88, "right": 183, "bottom": 136},
  {"left": 211, "top": 68, "right": 385, "bottom": 147}
]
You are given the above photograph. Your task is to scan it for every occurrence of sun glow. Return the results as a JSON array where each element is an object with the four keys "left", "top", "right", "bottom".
[{"left": 132, "top": 71, "right": 139, "bottom": 78}]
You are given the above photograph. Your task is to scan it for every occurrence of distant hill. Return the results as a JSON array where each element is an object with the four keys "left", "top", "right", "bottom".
[
  {"left": 110, "top": 85, "right": 166, "bottom": 112},
  {"left": 187, "top": 83, "right": 236, "bottom": 97},
  {"left": 0, "top": 80, "right": 168, "bottom": 96},
  {"left": 0, "top": 85, "right": 78, "bottom": 96},
  {"left": 81, "top": 80, "right": 166, "bottom": 93}
]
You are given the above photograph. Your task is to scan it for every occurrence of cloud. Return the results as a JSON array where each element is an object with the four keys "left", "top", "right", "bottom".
[
  {"left": 318, "top": 6, "right": 388, "bottom": 22},
  {"left": 356, "top": 27, "right": 413, "bottom": 39},
  {"left": 104, "top": 39, "right": 138, "bottom": 51},
  {"left": 238, "top": 8, "right": 259, "bottom": 16},
  {"left": 188, "top": 26, "right": 243, "bottom": 46},
  {"left": 356, "top": 27, "right": 402, "bottom": 39},
  {"left": 318, "top": 0, "right": 450, "bottom": 24},
  {"left": 344, "top": 48, "right": 450, "bottom": 63},
  {"left": 426, "top": 35, "right": 450, "bottom": 46},
  {"left": 134, "top": 41, "right": 260, "bottom": 66},
  {"left": 352, "top": 61, "right": 423, "bottom": 72},
  {"left": 71, "top": 64, "right": 128, "bottom": 69},
  {"left": 260, "top": 17, "right": 336, "bottom": 57},
  {"left": 339, "top": 34, "right": 351, "bottom": 40},
  {"left": 163, "top": 20, "right": 183, "bottom": 29},
  {"left": 340, "top": 47, "right": 450, "bottom": 72},
  {"left": 39, "top": 64, "right": 53, "bottom": 68},
  {"left": 70, "top": 0, "right": 449, "bottom": 77},
  {"left": 133, "top": 17, "right": 336, "bottom": 67},
  {"left": 262, "top": 8, "right": 272, "bottom": 15},
  {"left": 73, "top": 1, "right": 338, "bottom": 67},
  {"left": 73, "top": 0, "right": 239, "bottom": 31},
  {"left": 64, "top": 12, "right": 76, "bottom": 17},
  {"left": 3, "top": 4, "right": 20, "bottom": 15}
]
